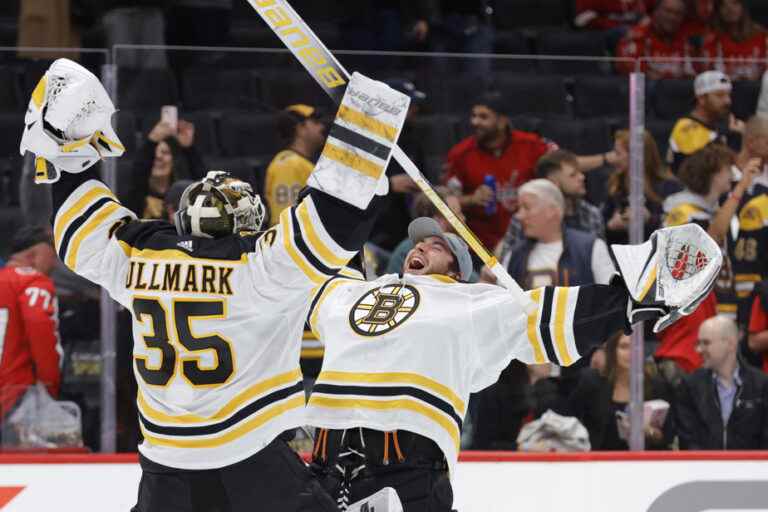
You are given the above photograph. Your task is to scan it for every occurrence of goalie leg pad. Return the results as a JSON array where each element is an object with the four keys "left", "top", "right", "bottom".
[{"left": 308, "top": 72, "right": 410, "bottom": 210}]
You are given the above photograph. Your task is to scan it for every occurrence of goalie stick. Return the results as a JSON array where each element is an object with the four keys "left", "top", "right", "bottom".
[{"left": 246, "top": 0, "right": 536, "bottom": 313}]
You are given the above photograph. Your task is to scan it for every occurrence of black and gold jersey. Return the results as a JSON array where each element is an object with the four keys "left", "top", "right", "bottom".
[
  {"left": 730, "top": 193, "right": 768, "bottom": 304},
  {"left": 667, "top": 116, "right": 725, "bottom": 174}
]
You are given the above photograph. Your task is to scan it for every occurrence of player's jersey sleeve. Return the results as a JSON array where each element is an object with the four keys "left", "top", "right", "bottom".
[
  {"left": 18, "top": 273, "right": 61, "bottom": 397},
  {"left": 52, "top": 170, "right": 138, "bottom": 306},
  {"left": 468, "top": 283, "right": 629, "bottom": 391},
  {"left": 257, "top": 189, "right": 377, "bottom": 293}
]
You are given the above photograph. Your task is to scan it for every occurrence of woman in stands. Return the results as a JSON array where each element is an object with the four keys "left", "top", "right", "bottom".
[
  {"left": 703, "top": 0, "right": 767, "bottom": 80},
  {"left": 603, "top": 129, "right": 680, "bottom": 245},
  {"left": 130, "top": 117, "right": 206, "bottom": 219},
  {"left": 560, "top": 332, "right": 674, "bottom": 450}
]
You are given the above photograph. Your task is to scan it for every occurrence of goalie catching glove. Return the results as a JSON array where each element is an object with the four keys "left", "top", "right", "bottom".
[
  {"left": 612, "top": 223, "right": 722, "bottom": 333},
  {"left": 19, "top": 58, "right": 124, "bottom": 184}
]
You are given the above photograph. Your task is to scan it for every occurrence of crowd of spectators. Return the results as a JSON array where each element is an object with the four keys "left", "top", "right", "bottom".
[{"left": 5, "top": 0, "right": 768, "bottom": 453}]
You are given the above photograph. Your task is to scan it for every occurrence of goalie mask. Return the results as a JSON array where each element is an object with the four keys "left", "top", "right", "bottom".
[
  {"left": 19, "top": 58, "right": 125, "bottom": 184},
  {"left": 175, "top": 171, "right": 266, "bottom": 238}
]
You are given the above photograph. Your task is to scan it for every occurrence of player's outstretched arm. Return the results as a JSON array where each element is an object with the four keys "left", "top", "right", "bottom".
[
  {"left": 20, "top": 59, "right": 136, "bottom": 303},
  {"left": 259, "top": 73, "right": 410, "bottom": 288}
]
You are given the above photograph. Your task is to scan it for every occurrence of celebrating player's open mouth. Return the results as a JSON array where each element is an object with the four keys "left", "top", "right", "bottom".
[{"left": 404, "top": 236, "right": 457, "bottom": 278}]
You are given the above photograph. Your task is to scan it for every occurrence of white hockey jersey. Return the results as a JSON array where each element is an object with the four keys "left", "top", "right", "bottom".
[
  {"left": 306, "top": 273, "right": 615, "bottom": 477},
  {"left": 53, "top": 179, "right": 359, "bottom": 469}
]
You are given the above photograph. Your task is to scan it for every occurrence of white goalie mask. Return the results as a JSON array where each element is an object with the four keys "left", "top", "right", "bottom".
[
  {"left": 175, "top": 171, "right": 266, "bottom": 238},
  {"left": 19, "top": 58, "right": 125, "bottom": 184}
]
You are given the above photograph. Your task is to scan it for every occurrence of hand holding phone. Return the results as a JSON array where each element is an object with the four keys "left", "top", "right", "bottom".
[{"left": 161, "top": 105, "right": 178, "bottom": 133}]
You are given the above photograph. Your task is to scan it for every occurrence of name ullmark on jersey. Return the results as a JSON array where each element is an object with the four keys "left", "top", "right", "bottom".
[{"left": 348, "top": 284, "right": 420, "bottom": 336}]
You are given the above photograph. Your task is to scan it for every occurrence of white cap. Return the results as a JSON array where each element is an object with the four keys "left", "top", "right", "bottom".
[
  {"left": 518, "top": 178, "right": 565, "bottom": 212},
  {"left": 694, "top": 71, "right": 732, "bottom": 96}
]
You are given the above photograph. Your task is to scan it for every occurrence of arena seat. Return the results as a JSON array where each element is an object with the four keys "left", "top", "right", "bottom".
[
  {"left": 409, "top": 115, "right": 459, "bottom": 158},
  {"left": 261, "top": 71, "right": 336, "bottom": 111},
  {"left": 538, "top": 117, "right": 612, "bottom": 154},
  {"left": 536, "top": 30, "right": 608, "bottom": 75},
  {"left": 573, "top": 75, "right": 630, "bottom": 118},
  {"left": 495, "top": 74, "right": 571, "bottom": 117},
  {"left": 649, "top": 79, "right": 695, "bottom": 120},
  {"left": 494, "top": 0, "right": 571, "bottom": 29},
  {"left": 219, "top": 114, "right": 280, "bottom": 157},
  {"left": 182, "top": 68, "right": 263, "bottom": 112},
  {"left": 0, "top": 66, "right": 20, "bottom": 112},
  {"left": 732, "top": 80, "right": 760, "bottom": 121},
  {"left": 646, "top": 118, "right": 675, "bottom": 160},
  {"left": 113, "top": 111, "right": 137, "bottom": 154},
  {"left": 117, "top": 68, "right": 179, "bottom": 110},
  {"left": 0, "top": 112, "right": 22, "bottom": 156}
]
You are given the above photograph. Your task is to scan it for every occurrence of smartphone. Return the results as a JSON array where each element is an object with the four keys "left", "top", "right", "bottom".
[{"left": 161, "top": 105, "right": 178, "bottom": 132}]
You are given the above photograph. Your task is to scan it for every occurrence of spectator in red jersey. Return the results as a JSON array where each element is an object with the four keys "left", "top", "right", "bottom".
[
  {"left": 747, "top": 282, "right": 768, "bottom": 372},
  {"left": 682, "top": 0, "right": 715, "bottom": 40},
  {"left": 702, "top": 0, "right": 767, "bottom": 81},
  {"left": 444, "top": 91, "right": 558, "bottom": 252},
  {"left": 615, "top": 0, "right": 697, "bottom": 78},
  {"left": 0, "top": 226, "right": 61, "bottom": 426},
  {"left": 574, "top": 0, "right": 647, "bottom": 31}
]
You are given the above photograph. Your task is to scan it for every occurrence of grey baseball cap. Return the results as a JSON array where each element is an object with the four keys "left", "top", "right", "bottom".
[{"left": 408, "top": 217, "right": 472, "bottom": 281}]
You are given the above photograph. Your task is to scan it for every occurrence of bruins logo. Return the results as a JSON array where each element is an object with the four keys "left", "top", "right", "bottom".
[{"left": 349, "top": 284, "right": 420, "bottom": 336}]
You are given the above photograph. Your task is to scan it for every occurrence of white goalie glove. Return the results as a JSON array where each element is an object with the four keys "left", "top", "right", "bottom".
[
  {"left": 612, "top": 224, "right": 723, "bottom": 333},
  {"left": 308, "top": 72, "right": 410, "bottom": 210},
  {"left": 19, "top": 58, "right": 125, "bottom": 184},
  {"left": 347, "top": 487, "right": 403, "bottom": 512}
]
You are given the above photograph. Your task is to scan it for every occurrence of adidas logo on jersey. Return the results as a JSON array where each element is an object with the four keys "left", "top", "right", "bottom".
[{"left": 177, "top": 240, "right": 194, "bottom": 252}]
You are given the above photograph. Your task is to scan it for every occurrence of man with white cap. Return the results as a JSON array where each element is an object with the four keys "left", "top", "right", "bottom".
[
  {"left": 668, "top": 70, "right": 743, "bottom": 174},
  {"left": 305, "top": 211, "right": 722, "bottom": 510}
]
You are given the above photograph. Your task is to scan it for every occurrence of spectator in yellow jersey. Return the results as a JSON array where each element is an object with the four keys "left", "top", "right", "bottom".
[
  {"left": 668, "top": 71, "right": 744, "bottom": 174},
  {"left": 264, "top": 104, "right": 328, "bottom": 226}
]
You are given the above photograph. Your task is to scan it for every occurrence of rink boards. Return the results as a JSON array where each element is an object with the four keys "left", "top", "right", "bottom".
[{"left": 1, "top": 451, "right": 768, "bottom": 511}]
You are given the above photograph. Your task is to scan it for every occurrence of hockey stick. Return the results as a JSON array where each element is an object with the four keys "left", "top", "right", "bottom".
[{"left": 247, "top": 0, "right": 535, "bottom": 312}]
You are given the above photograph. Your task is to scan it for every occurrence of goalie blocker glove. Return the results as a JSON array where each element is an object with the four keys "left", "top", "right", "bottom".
[
  {"left": 19, "top": 58, "right": 124, "bottom": 184},
  {"left": 308, "top": 72, "right": 410, "bottom": 211},
  {"left": 612, "top": 224, "right": 722, "bottom": 332}
]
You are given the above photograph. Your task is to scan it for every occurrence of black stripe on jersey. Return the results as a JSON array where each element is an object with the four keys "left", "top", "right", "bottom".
[
  {"left": 290, "top": 206, "right": 336, "bottom": 276},
  {"left": 138, "top": 381, "right": 304, "bottom": 437},
  {"left": 572, "top": 284, "right": 631, "bottom": 356},
  {"left": 307, "top": 276, "right": 337, "bottom": 329},
  {"left": 58, "top": 196, "right": 117, "bottom": 261},
  {"left": 329, "top": 123, "right": 391, "bottom": 161},
  {"left": 538, "top": 287, "right": 559, "bottom": 364},
  {"left": 311, "top": 383, "right": 463, "bottom": 432}
]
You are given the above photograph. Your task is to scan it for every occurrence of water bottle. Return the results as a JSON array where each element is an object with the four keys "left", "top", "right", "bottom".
[{"left": 483, "top": 174, "right": 497, "bottom": 216}]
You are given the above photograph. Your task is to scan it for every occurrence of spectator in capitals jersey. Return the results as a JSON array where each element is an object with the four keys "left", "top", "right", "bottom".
[
  {"left": 573, "top": 0, "right": 647, "bottom": 32},
  {"left": 667, "top": 71, "right": 743, "bottom": 174},
  {"left": 615, "top": 0, "right": 697, "bottom": 79},
  {"left": 682, "top": 0, "right": 715, "bottom": 40},
  {"left": 702, "top": 0, "right": 767, "bottom": 81},
  {"left": 0, "top": 226, "right": 61, "bottom": 428},
  {"left": 444, "top": 91, "right": 557, "bottom": 252},
  {"left": 264, "top": 104, "right": 328, "bottom": 227}
]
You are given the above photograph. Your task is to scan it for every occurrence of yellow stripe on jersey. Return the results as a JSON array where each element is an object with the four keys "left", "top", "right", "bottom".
[
  {"left": 61, "top": 136, "right": 92, "bottom": 153},
  {"left": 638, "top": 267, "right": 658, "bottom": 302},
  {"left": 316, "top": 370, "right": 465, "bottom": 416},
  {"left": 279, "top": 208, "right": 326, "bottom": 285},
  {"left": 140, "top": 394, "right": 305, "bottom": 449},
  {"left": 337, "top": 104, "right": 397, "bottom": 142},
  {"left": 426, "top": 275, "right": 457, "bottom": 284},
  {"left": 117, "top": 241, "right": 248, "bottom": 264},
  {"left": 295, "top": 201, "right": 347, "bottom": 268},
  {"left": 735, "top": 274, "right": 762, "bottom": 282},
  {"left": 309, "top": 278, "right": 352, "bottom": 337},
  {"left": 137, "top": 368, "right": 302, "bottom": 425},
  {"left": 301, "top": 348, "right": 325, "bottom": 359},
  {"left": 526, "top": 289, "right": 546, "bottom": 364},
  {"left": 31, "top": 76, "right": 47, "bottom": 109},
  {"left": 64, "top": 202, "right": 121, "bottom": 270},
  {"left": 554, "top": 287, "right": 573, "bottom": 366},
  {"left": 717, "top": 303, "right": 738, "bottom": 313},
  {"left": 55, "top": 185, "right": 116, "bottom": 248},
  {"left": 309, "top": 395, "right": 460, "bottom": 450},
  {"left": 321, "top": 143, "right": 383, "bottom": 180}
]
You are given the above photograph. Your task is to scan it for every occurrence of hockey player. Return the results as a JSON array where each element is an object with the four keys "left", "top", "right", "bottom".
[
  {"left": 305, "top": 216, "right": 721, "bottom": 511},
  {"left": 19, "top": 59, "right": 410, "bottom": 512}
]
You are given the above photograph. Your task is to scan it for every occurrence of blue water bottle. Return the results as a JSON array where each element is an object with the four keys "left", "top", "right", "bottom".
[{"left": 483, "top": 174, "right": 497, "bottom": 216}]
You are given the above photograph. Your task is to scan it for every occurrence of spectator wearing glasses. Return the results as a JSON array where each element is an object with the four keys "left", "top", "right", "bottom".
[
  {"left": 668, "top": 71, "right": 743, "bottom": 175},
  {"left": 676, "top": 315, "right": 768, "bottom": 449}
]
